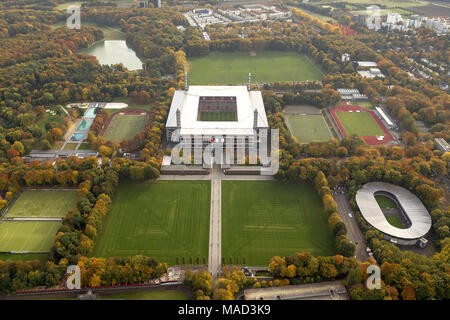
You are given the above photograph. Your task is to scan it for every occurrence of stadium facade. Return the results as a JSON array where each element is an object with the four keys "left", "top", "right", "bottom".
[{"left": 165, "top": 74, "right": 270, "bottom": 166}]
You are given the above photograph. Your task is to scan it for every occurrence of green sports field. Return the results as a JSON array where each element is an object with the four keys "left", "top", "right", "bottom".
[
  {"left": 103, "top": 113, "right": 149, "bottom": 141},
  {"left": 199, "top": 111, "right": 237, "bottom": 121},
  {"left": 188, "top": 51, "right": 324, "bottom": 84},
  {"left": 92, "top": 181, "right": 211, "bottom": 265},
  {"left": 222, "top": 181, "right": 336, "bottom": 266},
  {"left": 336, "top": 111, "right": 385, "bottom": 136},
  {"left": 375, "top": 195, "right": 397, "bottom": 209},
  {"left": 286, "top": 114, "right": 331, "bottom": 143},
  {"left": 0, "top": 221, "right": 60, "bottom": 252},
  {"left": 6, "top": 190, "right": 78, "bottom": 218},
  {"left": 386, "top": 216, "right": 405, "bottom": 229}
]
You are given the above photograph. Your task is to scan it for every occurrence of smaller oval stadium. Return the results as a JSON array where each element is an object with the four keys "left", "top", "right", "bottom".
[{"left": 355, "top": 182, "right": 432, "bottom": 246}]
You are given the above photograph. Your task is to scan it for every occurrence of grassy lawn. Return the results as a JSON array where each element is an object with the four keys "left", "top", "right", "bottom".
[
  {"left": 386, "top": 216, "right": 405, "bottom": 229},
  {"left": 0, "top": 253, "right": 48, "bottom": 263},
  {"left": 6, "top": 190, "right": 78, "bottom": 218},
  {"left": 99, "top": 290, "right": 189, "bottom": 300},
  {"left": 356, "top": 101, "right": 374, "bottom": 109},
  {"left": 63, "top": 143, "right": 78, "bottom": 150},
  {"left": 199, "top": 111, "right": 237, "bottom": 122},
  {"left": 109, "top": 97, "right": 153, "bottom": 114},
  {"left": 92, "top": 181, "right": 211, "bottom": 265},
  {"left": 222, "top": 181, "right": 336, "bottom": 266},
  {"left": 103, "top": 114, "right": 149, "bottom": 141},
  {"left": 286, "top": 114, "right": 331, "bottom": 143},
  {"left": 78, "top": 142, "right": 92, "bottom": 150},
  {"left": 375, "top": 195, "right": 397, "bottom": 209},
  {"left": 336, "top": 111, "right": 384, "bottom": 136},
  {"left": 188, "top": 51, "right": 324, "bottom": 84},
  {"left": 327, "top": 0, "right": 429, "bottom": 8},
  {"left": 36, "top": 109, "right": 65, "bottom": 137},
  {"left": 0, "top": 221, "right": 61, "bottom": 252}
]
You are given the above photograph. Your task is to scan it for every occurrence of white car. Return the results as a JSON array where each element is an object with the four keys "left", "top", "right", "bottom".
[{"left": 348, "top": 213, "right": 352, "bottom": 218}]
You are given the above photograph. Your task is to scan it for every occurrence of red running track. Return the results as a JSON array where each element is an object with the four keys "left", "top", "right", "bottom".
[{"left": 330, "top": 105, "right": 394, "bottom": 146}]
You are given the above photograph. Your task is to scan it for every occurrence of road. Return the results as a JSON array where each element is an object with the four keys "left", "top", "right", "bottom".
[
  {"left": 334, "top": 193, "right": 369, "bottom": 262},
  {"left": 208, "top": 179, "right": 222, "bottom": 282}
]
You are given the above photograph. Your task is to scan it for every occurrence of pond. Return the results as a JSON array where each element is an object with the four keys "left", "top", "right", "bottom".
[{"left": 80, "top": 40, "right": 143, "bottom": 71}]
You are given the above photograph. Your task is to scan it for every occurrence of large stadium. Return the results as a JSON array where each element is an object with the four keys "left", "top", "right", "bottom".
[{"left": 355, "top": 182, "right": 432, "bottom": 246}]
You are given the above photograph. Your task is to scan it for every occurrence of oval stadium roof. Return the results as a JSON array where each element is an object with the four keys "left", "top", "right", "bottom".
[{"left": 356, "top": 182, "right": 432, "bottom": 240}]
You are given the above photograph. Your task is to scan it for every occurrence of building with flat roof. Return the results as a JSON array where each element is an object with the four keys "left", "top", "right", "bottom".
[{"left": 356, "top": 182, "right": 432, "bottom": 246}]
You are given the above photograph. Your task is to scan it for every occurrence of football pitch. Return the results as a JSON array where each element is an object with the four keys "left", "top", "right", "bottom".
[
  {"left": 0, "top": 221, "right": 61, "bottom": 252},
  {"left": 199, "top": 111, "right": 237, "bottom": 121},
  {"left": 222, "top": 181, "right": 336, "bottom": 266},
  {"left": 286, "top": 114, "right": 331, "bottom": 143},
  {"left": 103, "top": 114, "right": 149, "bottom": 141},
  {"left": 188, "top": 51, "right": 324, "bottom": 84},
  {"left": 336, "top": 111, "right": 385, "bottom": 136},
  {"left": 92, "top": 181, "right": 211, "bottom": 265},
  {"left": 6, "top": 190, "right": 78, "bottom": 218}
]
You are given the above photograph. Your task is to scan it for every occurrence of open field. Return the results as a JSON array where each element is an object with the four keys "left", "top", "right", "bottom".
[
  {"left": 109, "top": 97, "right": 153, "bottom": 114},
  {"left": 6, "top": 190, "right": 78, "bottom": 218},
  {"left": 336, "top": 111, "right": 385, "bottom": 137},
  {"left": 386, "top": 216, "right": 405, "bottom": 229},
  {"left": 188, "top": 51, "right": 324, "bottom": 84},
  {"left": 103, "top": 113, "right": 149, "bottom": 141},
  {"left": 199, "top": 111, "right": 237, "bottom": 122},
  {"left": 286, "top": 114, "right": 331, "bottom": 143},
  {"left": 0, "top": 253, "right": 48, "bottom": 263},
  {"left": 222, "top": 181, "right": 336, "bottom": 266},
  {"left": 92, "top": 181, "right": 211, "bottom": 265},
  {"left": 375, "top": 195, "right": 397, "bottom": 209},
  {"left": 0, "top": 221, "right": 60, "bottom": 252},
  {"left": 99, "top": 290, "right": 189, "bottom": 300}
]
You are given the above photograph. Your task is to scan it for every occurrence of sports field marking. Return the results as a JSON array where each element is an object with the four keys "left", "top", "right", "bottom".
[
  {"left": 336, "top": 111, "right": 385, "bottom": 137},
  {"left": 286, "top": 114, "right": 332, "bottom": 143},
  {"left": 6, "top": 190, "right": 78, "bottom": 218},
  {"left": 189, "top": 51, "right": 324, "bottom": 84},
  {"left": 103, "top": 113, "right": 149, "bottom": 141},
  {"left": 222, "top": 181, "right": 335, "bottom": 266},
  {"left": 92, "top": 181, "right": 211, "bottom": 265},
  {"left": 0, "top": 221, "right": 60, "bottom": 252}
]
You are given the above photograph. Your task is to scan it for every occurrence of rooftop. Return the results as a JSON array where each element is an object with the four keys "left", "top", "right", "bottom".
[
  {"left": 166, "top": 85, "right": 268, "bottom": 136},
  {"left": 356, "top": 182, "right": 432, "bottom": 240}
]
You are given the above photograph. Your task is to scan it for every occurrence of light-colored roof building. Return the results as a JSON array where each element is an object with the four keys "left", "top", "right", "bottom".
[
  {"left": 356, "top": 182, "right": 432, "bottom": 242},
  {"left": 166, "top": 85, "right": 269, "bottom": 137}
]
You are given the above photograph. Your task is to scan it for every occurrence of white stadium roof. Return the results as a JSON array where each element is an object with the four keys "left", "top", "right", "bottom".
[
  {"left": 166, "top": 86, "right": 268, "bottom": 136},
  {"left": 356, "top": 182, "right": 432, "bottom": 240}
]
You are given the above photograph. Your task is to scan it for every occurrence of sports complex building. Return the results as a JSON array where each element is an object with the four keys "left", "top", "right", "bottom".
[
  {"left": 356, "top": 182, "right": 432, "bottom": 246},
  {"left": 165, "top": 75, "right": 269, "bottom": 165}
]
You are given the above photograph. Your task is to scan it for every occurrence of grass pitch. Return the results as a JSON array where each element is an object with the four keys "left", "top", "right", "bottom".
[
  {"left": 336, "top": 111, "right": 385, "bottom": 137},
  {"left": 188, "top": 51, "right": 324, "bottom": 84},
  {"left": 199, "top": 111, "right": 237, "bottom": 122},
  {"left": 92, "top": 181, "right": 211, "bottom": 265},
  {"left": 6, "top": 190, "right": 78, "bottom": 218},
  {"left": 222, "top": 181, "right": 336, "bottom": 266},
  {"left": 286, "top": 114, "right": 331, "bottom": 143},
  {"left": 0, "top": 221, "right": 60, "bottom": 252},
  {"left": 103, "top": 114, "right": 149, "bottom": 141}
]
